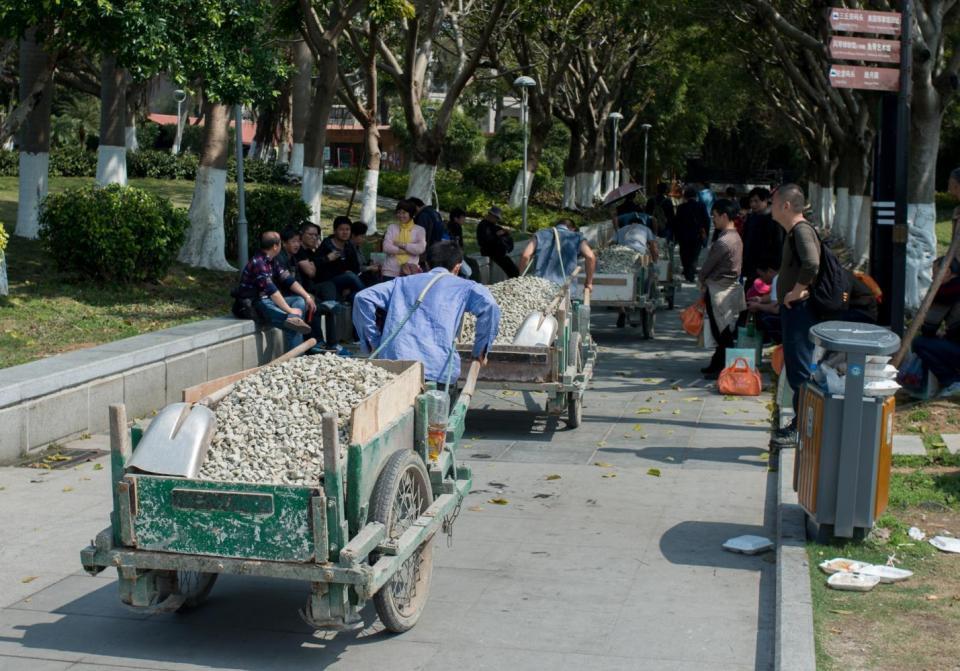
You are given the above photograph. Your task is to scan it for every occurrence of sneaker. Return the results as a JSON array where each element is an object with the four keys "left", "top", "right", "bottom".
[
  {"left": 283, "top": 316, "right": 312, "bottom": 335},
  {"left": 939, "top": 382, "right": 960, "bottom": 398},
  {"left": 770, "top": 426, "right": 797, "bottom": 448}
]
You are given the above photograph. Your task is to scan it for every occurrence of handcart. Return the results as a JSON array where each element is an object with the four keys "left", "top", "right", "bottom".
[{"left": 572, "top": 255, "right": 663, "bottom": 339}]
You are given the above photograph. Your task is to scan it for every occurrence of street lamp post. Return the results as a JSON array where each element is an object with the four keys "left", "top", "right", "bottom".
[
  {"left": 235, "top": 105, "right": 249, "bottom": 268},
  {"left": 641, "top": 123, "right": 652, "bottom": 196},
  {"left": 608, "top": 112, "right": 623, "bottom": 193},
  {"left": 514, "top": 75, "right": 536, "bottom": 233},
  {"left": 172, "top": 89, "right": 187, "bottom": 155}
]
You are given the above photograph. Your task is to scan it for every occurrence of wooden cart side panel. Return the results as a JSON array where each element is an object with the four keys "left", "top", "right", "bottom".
[
  {"left": 349, "top": 361, "right": 423, "bottom": 446},
  {"left": 129, "top": 475, "right": 318, "bottom": 562},
  {"left": 874, "top": 396, "right": 896, "bottom": 520},
  {"left": 346, "top": 409, "right": 415, "bottom": 536}
]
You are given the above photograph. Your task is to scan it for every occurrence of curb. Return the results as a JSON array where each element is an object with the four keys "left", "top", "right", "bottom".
[{"left": 775, "top": 447, "right": 817, "bottom": 671}]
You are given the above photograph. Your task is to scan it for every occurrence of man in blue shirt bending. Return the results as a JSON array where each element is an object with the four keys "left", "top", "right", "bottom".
[{"left": 353, "top": 242, "right": 501, "bottom": 387}]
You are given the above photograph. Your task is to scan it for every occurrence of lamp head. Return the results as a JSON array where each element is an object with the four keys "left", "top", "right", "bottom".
[
  {"left": 173, "top": 89, "right": 187, "bottom": 103},
  {"left": 608, "top": 112, "right": 624, "bottom": 121},
  {"left": 641, "top": 123, "right": 652, "bottom": 131},
  {"left": 513, "top": 75, "right": 536, "bottom": 88}
]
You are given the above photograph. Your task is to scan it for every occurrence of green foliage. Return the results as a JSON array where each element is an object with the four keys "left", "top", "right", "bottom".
[
  {"left": 224, "top": 185, "right": 311, "bottom": 260},
  {"left": 49, "top": 145, "right": 97, "bottom": 177},
  {"left": 0, "top": 150, "right": 17, "bottom": 177},
  {"left": 462, "top": 159, "right": 550, "bottom": 196},
  {"left": 38, "top": 185, "right": 188, "bottom": 284},
  {"left": 935, "top": 191, "right": 958, "bottom": 209},
  {"left": 227, "top": 157, "right": 291, "bottom": 185},
  {"left": 0, "top": 217, "right": 7, "bottom": 254},
  {"left": 135, "top": 122, "right": 163, "bottom": 151},
  {"left": 441, "top": 109, "right": 485, "bottom": 169},
  {"left": 486, "top": 119, "right": 570, "bottom": 179},
  {"left": 127, "top": 150, "right": 199, "bottom": 180},
  {"left": 50, "top": 94, "right": 100, "bottom": 149}
]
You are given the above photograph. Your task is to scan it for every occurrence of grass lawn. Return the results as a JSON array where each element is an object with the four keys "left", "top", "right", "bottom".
[
  {"left": 809, "top": 425, "right": 960, "bottom": 670},
  {"left": 0, "top": 176, "right": 388, "bottom": 369}
]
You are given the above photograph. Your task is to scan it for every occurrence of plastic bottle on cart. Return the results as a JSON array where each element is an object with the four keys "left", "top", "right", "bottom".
[{"left": 425, "top": 390, "right": 450, "bottom": 462}]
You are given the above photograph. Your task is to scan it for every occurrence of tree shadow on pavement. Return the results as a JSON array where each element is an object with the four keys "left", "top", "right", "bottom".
[{"left": 598, "top": 445, "right": 770, "bottom": 467}]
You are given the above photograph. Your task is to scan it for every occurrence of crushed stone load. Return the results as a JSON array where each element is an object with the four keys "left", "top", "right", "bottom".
[
  {"left": 459, "top": 276, "right": 559, "bottom": 345},
  {"left": 198, "top": 355, "right": 395, "bottom": 486},
  {"left": 597, "top": 245, "right": 643, "bottom": 274}
]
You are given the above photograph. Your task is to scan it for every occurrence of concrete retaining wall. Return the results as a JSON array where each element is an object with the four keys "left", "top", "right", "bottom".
[{"left": 0, "top": 318, "right": 284, "bottom": 463}]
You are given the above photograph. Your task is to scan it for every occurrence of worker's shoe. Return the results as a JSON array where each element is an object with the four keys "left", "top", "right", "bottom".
[
  {"left": 939, "top": 381, "right": 960, "bottom": 398},
  {"left": 770, "top": 425, "right": 797, "bottom": 449},
  {"left": 616, "top": 313, "right": 626, "bottom": 328},
  {"left": 283, "top": 316, "right": 312, "bottom": 335}
]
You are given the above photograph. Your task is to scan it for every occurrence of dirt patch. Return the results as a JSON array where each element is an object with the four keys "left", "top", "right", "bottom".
[
  {"left": 891, "top": 466, "right": 960, "bottom": 478},
  {"left": 894, "top": 396, "right": 960, "bottom": 435}
]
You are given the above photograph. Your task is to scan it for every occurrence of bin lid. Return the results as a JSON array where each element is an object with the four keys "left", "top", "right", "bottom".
[{"left": 809, "top": 321, "right": 901, "bottom": 355}]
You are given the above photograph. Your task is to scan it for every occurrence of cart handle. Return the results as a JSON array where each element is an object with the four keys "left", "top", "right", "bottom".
[
  {"left": 458, "top": 360, "right": 482, "bottom": 407},
  {"left": 583, "top": 286, "right": 591, "bottom": 308},
  {"left": 538, "top": 266, "right": 581, "bottom": 330}
]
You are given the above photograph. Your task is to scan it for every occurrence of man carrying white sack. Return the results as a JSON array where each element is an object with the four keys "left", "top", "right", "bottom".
[{"left": 353, "top": 241, "right": 501, "bottom": 389}]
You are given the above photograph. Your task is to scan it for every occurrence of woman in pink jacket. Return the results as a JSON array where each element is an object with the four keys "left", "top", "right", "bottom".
[{"left": 382, "top": 200, "right": 427, "bottom": 279}]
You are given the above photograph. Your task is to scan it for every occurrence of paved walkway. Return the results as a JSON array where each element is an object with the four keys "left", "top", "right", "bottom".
[{"left": 0, "top": 282, "right": 776, "bottom": 671}]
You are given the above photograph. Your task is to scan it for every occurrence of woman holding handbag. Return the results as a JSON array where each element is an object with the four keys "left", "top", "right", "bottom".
[
  {"left": 699, "top": 199, "right": 746, "bottom": 379},
  {"left": 382, "top": 200, "right": 427, "bottom": 279}
]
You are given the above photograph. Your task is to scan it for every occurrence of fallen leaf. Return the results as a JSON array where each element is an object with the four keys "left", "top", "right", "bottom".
[
  {"left": 658, "top": 399, "right": 668, "bottom": 404},
  {"left": 724, "top": 395, "right": 736, "bottom": 401},
  {"left": 637, "top": 408, "right": 653, "bottom": 414},
  {"left": 596, "top": 440, "right": 607, "bottom": 447},
  {"left": 92, "top": 463, "right": 104, "bottom": 471},
  {"left": 594, "top": 461, "right": 613, "bottom": 468},
  {"left": 684, "top": 397, "right": 699, "bottom": 402},
  {"left": 602, "top": 473, "right": 617, "bottom": 479},
  {"left": 21, "top": 576, "right": 37, "bottom": 584},
  {"left": 671, "top": 384, "right": 681, "bottom": 390},
  {"left": 488, "top": 498, "right": 509, "bottom": 505},
  {"left": 633, "top": 424, "right": 644, "bottom": 432},
  {"left": 672, "top": 409, "right": 681, "bottom": 415},
  {"left": 62, "top": 486, "right": 73, "bottom": 492},
  {"left": 759, "top": 453, "right": 770, "bottom": 461},
  {"left": 647, "top": 468, "right": 661, "bottom": 477},
  {"left": 667, "top": 430, "right": 674, "bottom": 436},
  {"left": 926, "top": 594, "right": 940, "bottom": 601},
  {"left": 723, "top": 410, "right": 735, "bottom": 415},
  {"left": 545, "top": 474, "right": 562, "bottom": 481},
  {"left": 467, "top": 506, "right": 484, "bottom": 512}
]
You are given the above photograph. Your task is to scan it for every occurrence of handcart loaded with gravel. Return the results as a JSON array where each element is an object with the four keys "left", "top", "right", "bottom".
[
  {"left": 80, "top": 339, "right": 476, "bottom": 633},
  {"left": 456, "top": 274, "right": 596, "bottom": 427}
]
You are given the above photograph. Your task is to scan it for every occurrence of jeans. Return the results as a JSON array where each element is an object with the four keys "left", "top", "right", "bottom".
[
  {"left": 914, "top": 336, "right": 960, "bottom": 387},
  {"left": 780, "top": 298, "right": 816, "bottom": 422},
  {"left": 330, "top": 271, "right": 365, "bottom": 300},
  {"left": 256, "top": 295, "right": 307, "bottom": 352}
]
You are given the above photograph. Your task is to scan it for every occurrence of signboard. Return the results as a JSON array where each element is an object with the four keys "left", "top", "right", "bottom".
[
  {"left": 829, "top": 65, "right": 900, "bottom": 92},
  {"left": 829, "top": 36, "right": 900, "bottom": 64},
  {"left": 829, "top": 8, "right": 901, "bottom": 35}
]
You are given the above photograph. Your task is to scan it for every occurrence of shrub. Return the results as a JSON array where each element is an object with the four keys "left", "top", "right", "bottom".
[
  {"left": 224, "top": 185, "right": 312, "bottom": 260},
  {"left": 50, "top": 145, "right": 97, "bottom": 177},
  {"left": 127, "top": 149, "right": 198, "bottom": 180},
  {"left": 0, "top": 150, "right": 17, "bottom": 177},
  {"left": 227, "top": 157, "right": 291, "bottom": 185},
  {"left": 38, "top": 184, "right": 188, "bottom": 283},
  {"left": 0, "top": 221, "right": 8, "bottom": 254},
  {"left": 935, "top": 191, "right": 958, "bottom": 210},
  {"left": 135, "top": 121, "right": 163, "bottom": 150},
  {"left": 461, "top": 159, "right": 550, "bottom": 196}
]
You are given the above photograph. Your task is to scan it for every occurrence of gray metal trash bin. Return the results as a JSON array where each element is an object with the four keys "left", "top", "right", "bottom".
[{"left": 794, "top": 321, "right": 901, "bottom": 540}]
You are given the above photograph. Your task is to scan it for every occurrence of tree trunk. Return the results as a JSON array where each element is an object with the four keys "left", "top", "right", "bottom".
[
  {"left": 406, "top": 134, "right": 442, "bottom": 204},
  {"left": 576, "top": 136, "right": 603, "bottom": 209},
  {"left": 360, "top": 123, "right": 381, "bottom": 233},
  {"left": 290, "top": 38, "right": 308, "bottom": 178},
  {"left": 15, "top": 30, "right": 54, "bottom": 239},
  {"left": 562, "top": 126, "right": 581, "bottom": 210},
  {"left": 302, "top": 40, "right": 338, "bottom": 226},
  {"left": 125, "top": 100, "right": 139, "bottom": 152},
  {"left": 508, "top": 116, "right": 548, "bottom": 209},
  {"left": 96, "top": 56, "right": 127, "bottom": 186},
  {"left": 179, "top": 100, "right": 234, "bottom": 270}
]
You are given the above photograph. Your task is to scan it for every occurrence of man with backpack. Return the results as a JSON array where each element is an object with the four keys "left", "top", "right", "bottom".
[{"left": 770, "top": 184, "right": 822, "bottom": 448}]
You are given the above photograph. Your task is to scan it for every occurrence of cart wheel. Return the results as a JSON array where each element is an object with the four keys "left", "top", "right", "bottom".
[
  {"left": 567, "top": 392, "right": 583, "bottom": 428},
  {"left": 155, "top": 570, "right": 218, "bottom": 611},
  {"left": 641, "top": 309, "right": 655, "bottom": 339},
  {"left": 371, "top": 450, "right": 434, "bottom": 633}
]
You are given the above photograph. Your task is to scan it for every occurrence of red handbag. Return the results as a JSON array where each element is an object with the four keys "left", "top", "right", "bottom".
[
  {"left": 681, "top": 299, "right": 705, "bottom": 336},
  {"left": 718, "top": 357, "right": 762, "bottom": 396}
]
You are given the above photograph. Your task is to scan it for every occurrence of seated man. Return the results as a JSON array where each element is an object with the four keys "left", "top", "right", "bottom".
[
  {"left": 840, "top": 270, "right": 880, "bottom": 324},
  {"left": 350, "top": 221, "right": 382, "bottom": 287},
  {"left": 317, "top": 216, "right": 366, "bottom": 301},
  {"left": 275, "top": 225, "right": 302, "bottom": 280},
  {"left": 476, "top": 207, "right": 518, "bottom": 278},
  {"left": 234, "top": 231, "right": 317, "bottom": 352},
  {"left": 746, "top": 263, "right": 781, "bottom": 344},
  {"left": 518, "top": 218, "right": 596, "bottom": 287},
  {"left": 913, "top": 256, "right": 960, "bottom": 398},
  {"left": 353, "top": 241, "right": 500, "bottom": 388}
]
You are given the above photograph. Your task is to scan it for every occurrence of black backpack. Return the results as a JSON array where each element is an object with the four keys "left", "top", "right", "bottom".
[{"left": 789, "top": 221, "right": 850, "bottom": 319}]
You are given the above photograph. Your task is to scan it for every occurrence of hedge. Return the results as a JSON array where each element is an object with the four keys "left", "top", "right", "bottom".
[{"left": 224, "top": 185, "right": 312, "bottom": 261}]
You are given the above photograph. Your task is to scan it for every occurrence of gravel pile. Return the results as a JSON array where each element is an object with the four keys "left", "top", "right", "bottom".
[
  {"left": 198, "top": 355, "right": 395, "bottom": 485},
  {"left": 460, "top": 276, "right": 560, "bottom": 345},
  {"left": 597, "top": 245, "right": 643, "bottom": 274}
]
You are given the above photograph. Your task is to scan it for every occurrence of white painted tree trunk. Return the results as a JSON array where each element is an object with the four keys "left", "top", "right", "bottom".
[
  {"left": 562, "top": 176, "right": 577, "bottom": 210},
  {"left": 576, "top": 172, "right": 599, "bottom": 208},
  {"left": 278, "top": 142, "right": 290, "bottom": 165},
  {"left": 849, "top": 194, "right": 871, "bottom": 269},
  {"left": 834, "top": 187, "right": 851, "bottom": 247},
  {"left": 360, "top": 168, "right": 380, "bottom": 234},
  {"left": 2, "top": 138, "right": 12, "bottom": 151},
  {"left": 620, "top": 168, "right": 630, "bottom": 187},
  {"left": 248, "top": 140, "right": 259, "bottom": 162},
  {"left": 290, "top": 142, "right": 304, "bottom": 176},
  {"left": 592, "top": 170, "right": 603, "bottom": 200},
  {"left": 96, "top": 145, "right": 128, "bottom": 186},
  {"left": 604, "top": 170, "right": 616, "bottom": 196},
  {"left": 125, "top": 123, "right": 138, "bottom": 152},
  {"left": 508, "top": 169, "right": 534, "bottom": 209},
  {"left": 15, "top": 151, "right": 48, "bottom": 238},
  {"left": 0, "top": 253, "right": 7, "bottom": 296},
  {"left": 302, "top": 166, "right": 323, "bottom": 225},
  {"left": 905, "top": 202, "right": 938, "bottom": 311},
  {"left": 179, "top": 166, "right": 234, "bottom": 270},
  {"left": 406, "top": 162, "right": 437, "bottom": 205}
]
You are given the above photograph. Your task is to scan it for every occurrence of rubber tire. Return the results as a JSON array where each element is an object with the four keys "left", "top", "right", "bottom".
[
  {"left": 371, "top": 450, "right": 435, "bottom": 633},
  {"left": 641, "top": 309, "right": 655, "bottom": 339},
  {"left": 567, "top": 392, "right": 583, "bottom": 428},
  {"left": 154, "top": 571, "right": 218, "bottom": 611}
]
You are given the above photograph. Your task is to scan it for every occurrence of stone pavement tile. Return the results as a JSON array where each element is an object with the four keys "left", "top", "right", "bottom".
[
  {"left": 0, "top": 574, "right": 68, "bottom": 611},
  {"left": 559, "top": 653, "right": 752, "bottom": 671},
  {"left": 321, "top": 638, "right": 441, "bottom": 671},
  {"left": 0, "top": 655, "right": 73, "bottom": 671},
  {"left": 497, "top": 444, "right": 595, "bottom": 465},
  {"left": 6, "top": 575, "right": 149, "bottom": 622},
  {"left": 420, "top": 643, "right": 569, "bottom": 671},
  {"left": 942, "top": 434, "right": 960, "bottom": 454},
  {"left": 893, "top": 434, "right": 926, "bottom": 456},
  {"left": 427, "top": 565, "right": 493, "bottom": 609}
]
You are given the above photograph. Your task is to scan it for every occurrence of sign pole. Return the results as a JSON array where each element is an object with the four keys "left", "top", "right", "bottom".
[{"left": 890, "top": 0, "right": 912, "bottom": 336}]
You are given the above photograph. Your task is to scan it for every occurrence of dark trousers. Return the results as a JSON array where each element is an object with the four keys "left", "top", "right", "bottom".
[
  {"left": 780, "top": 298, "right": 816, "bottom": 423},
  {"left": 914, "top": 336, "right": 960, "bottom": 387},
  {"left": 679, "top": 242, "right": 699, "bottom": 281},
  {"left": 489, "top": 254, "right": 519, "bottom": 279},
  {"left": 705, "top": 291, "right": 736, "bottom": 371}
]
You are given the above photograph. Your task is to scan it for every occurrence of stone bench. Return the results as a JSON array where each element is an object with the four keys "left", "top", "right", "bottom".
[{"left": 0, "top": 317, "right": 284, "bottom": 463}]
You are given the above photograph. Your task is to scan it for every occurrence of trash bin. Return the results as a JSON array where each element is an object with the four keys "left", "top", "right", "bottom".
[{"left": 794, "top": 321, "right": 901, "bottom": 541}]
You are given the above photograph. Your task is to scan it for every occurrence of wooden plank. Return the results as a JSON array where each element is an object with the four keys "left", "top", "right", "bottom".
[{"left": 349, "top": 360, "right": 423, "bottom": 446}]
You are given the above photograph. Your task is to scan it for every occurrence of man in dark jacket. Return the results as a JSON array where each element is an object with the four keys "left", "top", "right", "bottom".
[
  {"left": 409, "top": 197, "right": 446, "bottom": 247},
  {"left": 645, "top": 182, "right": 676, "bottom": 238},
  {"left": 741, "top": 187, "right": 783, "bottom": 283},
  {"left": 913, "top": 256, "right": 960, "bottom": 398},
  {"left": 477, "top": 206, "right": 519, "bottom": 278},
  {"left": 673, "top": 186, "right": 710, "bottom": 281}
]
